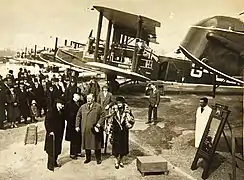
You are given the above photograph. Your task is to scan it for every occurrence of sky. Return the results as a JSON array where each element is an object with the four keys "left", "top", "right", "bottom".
[{"left": 1, "top": 0, "right": 244, "bottom": 54}]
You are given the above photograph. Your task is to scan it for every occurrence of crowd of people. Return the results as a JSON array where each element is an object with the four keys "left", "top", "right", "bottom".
[
  {"left": 0, "top": 68, "right": 90, "bottom": 129},
  {"left": 0, "top": 67, "right": 165, "bottom": 171}
]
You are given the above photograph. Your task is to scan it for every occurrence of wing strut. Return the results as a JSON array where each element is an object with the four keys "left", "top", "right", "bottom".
[{"left": 212, "top": 73, "right": 217, "bottom": 98}]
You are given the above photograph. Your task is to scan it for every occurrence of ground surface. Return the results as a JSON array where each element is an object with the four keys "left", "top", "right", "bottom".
[{"left": 0, "top": 89, "right": 244, "bottom": 180}]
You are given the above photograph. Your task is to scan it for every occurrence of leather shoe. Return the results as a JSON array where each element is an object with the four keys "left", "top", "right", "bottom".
[
  {"left": 119, "top": 162, "right": 124, "bottom": 168},
  {"left": 115, "top": 163, "right": 119, "bottom": 169},
  {"left": 77, "top": 153, "right": 85, "bottom": 157},
  {"left": 54, "top": 162, "right": 61, "bottom": 167},
  {"left": 97, "top": 160, "right": 102, "bottom": 165},
  {"left": 145, "top": 121, "right": 151, "bottom": 124},
  {"left": 47, "top": 164, "right": 54, "bottom": 171},
  {"left": 70, "top": 155, "right": 78, "bottom": 160},
  {"left": 84, "top": 159, "right": 91, "bottom": 164}
]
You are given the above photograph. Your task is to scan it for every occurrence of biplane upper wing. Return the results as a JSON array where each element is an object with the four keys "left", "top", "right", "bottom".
[
  {"left": 86, "top": 61, "right": 150, "bottom": 81},
  {"left": 179, "top": 45, "right": 244, "bottom": 85},
  {"left": 93, "top": 6, "right": 161, "bottom": 41}
]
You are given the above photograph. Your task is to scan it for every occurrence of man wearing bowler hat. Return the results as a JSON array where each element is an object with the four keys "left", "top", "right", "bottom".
[
  {"left": 64, "top": 90, "right": 85, "bottom": 159},
  {"left": 44, "top": 97, "right": 65, "bottom": 171}
]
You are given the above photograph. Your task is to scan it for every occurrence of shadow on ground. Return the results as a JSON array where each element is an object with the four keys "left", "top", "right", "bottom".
[
  {"left": 124, "top": 148, "right": 146, "bottom": 165},
  {"left": 216, "top": 136, "right": 243, "bottom": 154},
  {"left": 196, "top": 153, "right": 226, "bottom": 177},
  {"left": 125, "top": 96, "right": 149, "bottom": 108}
]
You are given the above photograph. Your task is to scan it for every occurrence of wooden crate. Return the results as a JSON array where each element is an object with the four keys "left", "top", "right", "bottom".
[{"left": 136, "top": 156, "right": 168, "bottom": 176}]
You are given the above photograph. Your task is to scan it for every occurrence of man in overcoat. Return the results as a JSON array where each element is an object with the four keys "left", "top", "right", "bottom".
[
  {"left": 87, "top": 77, "right": 100, "bottom": 102},
  {"left": 64, "top": 77, "right": 79, "bottom": 103},
  {"left": 75, "top": 93, "right": 105, "bottom": 164},
  {"left": 52, "top": 78, "right": 63, "bottom": 99},
  {"left": 44, "top": 97, "right": 65, "bottom": 171},
  {"left": 17, "top": 81, "right": 30, "bottom": 124},
  {"left": 0, "top": 84, "right": 5, "bottom": 129},
  {"left": 6, "top": 86, "right": 20, "bottom": 128},
  {"left": 32, "top": 79, "right": 44, "bottom": 117},
  {"left": 65, "top": 91, "right": 85, "bottom": 159}
]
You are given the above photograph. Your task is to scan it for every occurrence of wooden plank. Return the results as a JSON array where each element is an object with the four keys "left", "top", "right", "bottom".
[{"left": 25, "top": 124, "right": 38, "bottom": 145}]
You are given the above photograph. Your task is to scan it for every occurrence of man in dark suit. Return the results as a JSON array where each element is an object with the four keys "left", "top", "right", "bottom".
[
  {"left": 52, "top": 78, "right": 63, "bottom": 99},
  {"left": 145, "top": 83, "right": 160, "bottom": 125},
  {"left": 97, "top": 84, "right": 114, "bottom": 153},
  {"left": 17, "top": 81, "right": 30, "bottom": 124},
  {"left": 32, "top": 79, "right": 44, "bottom": 117},
  {"left": 64, "top": 77, "right": 79, "bottom": 103},
  {"left": 75, "top": 93, "right": 105, "bottom": 164},
  {"left": 44, "top": 97, "right": 65, "bottom": 171},
  {"left": 88, "top": 77, "right": 100, "bottom": 102},
  {"left": 0, "top": 84, "right": 5, "bottom": 129},
  {"left": 97, "top": 84, "right": 114, "bottom": 114},
  {"left": 65, "top": 91, "right": 85, "bottom": 159}
]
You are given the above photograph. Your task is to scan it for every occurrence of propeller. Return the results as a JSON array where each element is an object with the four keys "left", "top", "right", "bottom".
[{"left": 89, "top": 29, "right": 93, "bottom": 38}]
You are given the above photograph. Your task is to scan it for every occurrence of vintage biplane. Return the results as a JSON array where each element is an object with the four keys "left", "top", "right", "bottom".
[
  {"left": 53, "top": 6, "right": 244, "bottom": 95},
  {"left": 53, "top": 5, "right": 161, "bottom": 91}
]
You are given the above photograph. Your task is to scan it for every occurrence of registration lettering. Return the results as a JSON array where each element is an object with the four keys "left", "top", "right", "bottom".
[{"left": 190, "top": 63, "right": 203, "bottom": 78}]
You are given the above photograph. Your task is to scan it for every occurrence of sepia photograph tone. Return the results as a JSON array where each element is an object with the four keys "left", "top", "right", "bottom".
[{"left": 0, "top": 0, "right": 244, "bottom": 179}]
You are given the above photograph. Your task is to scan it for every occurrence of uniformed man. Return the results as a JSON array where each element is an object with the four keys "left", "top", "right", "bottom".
[{"left": 145, "top": 83, "right": 160, "bottom": 125}]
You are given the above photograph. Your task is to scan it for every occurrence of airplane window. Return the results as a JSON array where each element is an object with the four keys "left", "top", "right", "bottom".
[{"left": 145, "top": 60, "right": 153, "bottom": 68}]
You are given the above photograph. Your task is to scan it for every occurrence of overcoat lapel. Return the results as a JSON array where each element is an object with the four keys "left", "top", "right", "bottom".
[
  {"left": 87, "top": 103, "right": 96, "bottom": 115},
  {"left": 114, "top": 112, "right": 124, "bottom": 130}
]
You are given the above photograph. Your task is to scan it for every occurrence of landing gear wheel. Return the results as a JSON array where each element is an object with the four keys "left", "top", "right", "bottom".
[{"left": 108, "top": 80, "right": 120, "bottom": 94}]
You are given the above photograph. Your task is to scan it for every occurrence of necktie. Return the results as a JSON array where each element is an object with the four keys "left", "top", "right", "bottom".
[{"left": 201, "top": 107, "right": 204, "bottom": 113}]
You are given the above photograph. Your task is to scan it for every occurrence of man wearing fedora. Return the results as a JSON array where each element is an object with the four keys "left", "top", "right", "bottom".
[
  {"left": 75, "top": 93, "right": 105, "bottom": 164},
  {"left": 44, "top": 97, "right": 65, "bottom": 171}
]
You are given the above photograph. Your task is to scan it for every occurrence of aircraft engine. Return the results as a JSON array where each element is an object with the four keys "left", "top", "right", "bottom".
[{"left": 180, "top": 16, "right": 244, "bottom": 77}]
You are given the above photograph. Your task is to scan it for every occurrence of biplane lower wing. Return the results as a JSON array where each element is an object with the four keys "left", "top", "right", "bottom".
[
  {"left": 179, "top": 45, "right": 244, "bottom": 85},
  {"left": 55, "top": 48, "right": 96, "bottom": 72},
  {"left": 86, "top": 62, "right": 150, "bottom": 81},
  {"left": 13, "top": 57, "right": 47, "bottom": 66}
]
